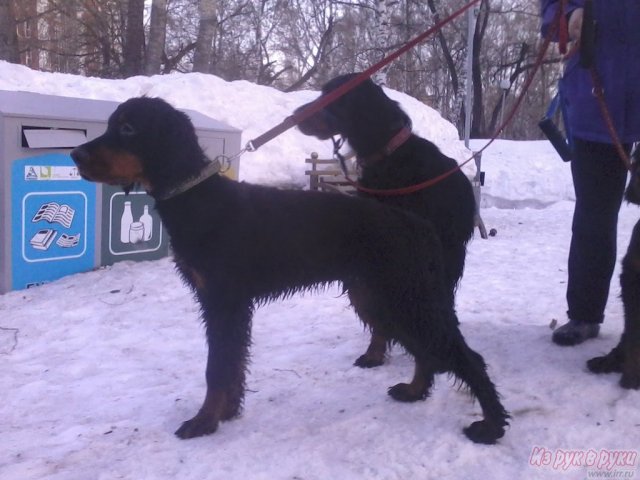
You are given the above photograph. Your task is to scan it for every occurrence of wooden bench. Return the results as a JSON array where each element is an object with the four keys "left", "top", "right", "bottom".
[{"left": 305, "top": 152, "right": 357, "bottom": 194}]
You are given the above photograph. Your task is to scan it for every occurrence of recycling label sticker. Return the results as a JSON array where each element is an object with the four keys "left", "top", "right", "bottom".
[{"left": 11, "top": 153, "right": 96, "bottom": 290}]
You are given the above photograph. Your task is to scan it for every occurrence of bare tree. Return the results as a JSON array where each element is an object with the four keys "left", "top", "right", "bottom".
[
  {"left": 0, "top": 0, "right": 19, "bottom": 63},
  {"left": 193, "top": 0, "right": 217, "bottom": 73},
  {"left": 470, "top": 0, "right": 490, "bottom": 137},
  {"left": 426, "top": 0, "right": 461, "bottom": 124},
  {"left": 283, "top": 0, "right": 335, "bottom": 91},
  {"left": 123, "top": 0, "right": 145, "bottom": 77},
  {"left": 145, "top": 0, "right": 168, "bottom": 75},
  {"left": 372, "top": 0, "right": 394, "bottom": 86}
]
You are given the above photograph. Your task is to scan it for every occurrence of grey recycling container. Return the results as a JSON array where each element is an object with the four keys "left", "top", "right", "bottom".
[{"left": 0, "top": 90, "right": 241, "bottom": 293}]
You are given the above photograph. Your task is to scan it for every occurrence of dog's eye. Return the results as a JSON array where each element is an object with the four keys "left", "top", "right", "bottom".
[{"left": 119, "top": 123, "right": 136, "bottom": 137}]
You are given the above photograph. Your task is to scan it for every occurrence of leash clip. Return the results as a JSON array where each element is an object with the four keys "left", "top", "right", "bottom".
[
  {"left": 245, "top": 140, "right": 256, "bottom": 152},
  {"left": 331, "top": 136, "right": 345, "bottom": 156},
  {"left": 214, "top": 154, "right": 231, "bottom": 173}
]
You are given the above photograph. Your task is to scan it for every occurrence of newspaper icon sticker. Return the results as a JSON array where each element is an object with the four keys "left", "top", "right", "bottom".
[
  {"left": 11, "top": 152, "right": 96, "bottom": 291},
  {"left": 57, "top": 233, "right": 81, "bottom": 248},
  {"left": 22, "top": 191, "right": 87, "bottom": 262},
  {"left": 32, "top": 201, "right": 76, "bottom": 228}
]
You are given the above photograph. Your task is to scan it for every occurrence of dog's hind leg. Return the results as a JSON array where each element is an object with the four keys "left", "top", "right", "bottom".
[
  {"left": 175, "top": 301, "right": 252, "bottom": 439},
  {"left": 354, "top": 241, "right": 466, "bottom": 370},
  {"left": 388, "top": 359, "right": 436, "bottom": 402},
  {"left": 348, "top": 285, "right": 389, "bottom": 368},
  {"left": 354, "top": 330, "right": 387, "bottom": 368},
  {"left": 446, "top": 331, "right": 509, "bottom": 444}
]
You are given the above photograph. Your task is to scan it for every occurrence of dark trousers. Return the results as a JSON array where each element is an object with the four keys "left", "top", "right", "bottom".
[{"left": 566, "top": 138, "right": 629, "bottom": 324}]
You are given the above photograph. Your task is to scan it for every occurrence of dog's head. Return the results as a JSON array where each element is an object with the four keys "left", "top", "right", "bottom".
[
  {"left": 294, "top": 73, "right": 410, "bottom": 155},
  {"left": 71, "top": 97, "right": 206, "bottom": 197},
  {"left": 626, "top": 148, "right": 640, "bottom": 205}
]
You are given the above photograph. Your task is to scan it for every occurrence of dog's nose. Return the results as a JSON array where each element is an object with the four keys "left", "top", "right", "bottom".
[{"left": 70, "top": 146, "right": 88, "bottom": 166}]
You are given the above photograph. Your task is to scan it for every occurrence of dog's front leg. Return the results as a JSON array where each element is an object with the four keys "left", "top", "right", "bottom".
[{"left": 175, "top": 302, "right": 252, "bottom": 439}]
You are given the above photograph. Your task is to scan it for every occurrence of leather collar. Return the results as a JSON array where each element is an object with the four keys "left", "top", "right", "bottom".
[
  {"left": 153, "top": 158, "right": 222, "bottom": 201},
  {"left": 357, "top": 125, "right": 412, "bottom": 165}
]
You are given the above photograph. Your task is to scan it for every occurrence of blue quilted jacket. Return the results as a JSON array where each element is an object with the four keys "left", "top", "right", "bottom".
[{"left": 540, "top": 0, "right": 640, "bottom": 143}]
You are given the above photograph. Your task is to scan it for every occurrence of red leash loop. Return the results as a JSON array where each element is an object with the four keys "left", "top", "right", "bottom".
[
  {"left": 347, "top": 161, "right": 467, "bottom": 197},
  {"left": 246, "top": 0, "right": 482, "bottom": 152}
]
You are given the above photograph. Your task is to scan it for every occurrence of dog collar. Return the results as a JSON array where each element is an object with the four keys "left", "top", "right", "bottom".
[
  {"left": 357, "top": 125, "right": 412, "bottom": 165},
  {"left": 384, "top": 125, "right": 412, "bottom": 155},
  {"left": 154, "top": 157, "right": 222, "bottom": 201}
]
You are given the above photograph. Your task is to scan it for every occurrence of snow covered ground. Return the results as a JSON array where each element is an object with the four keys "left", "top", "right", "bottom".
[{"left": 1, "top": 62, "right": 638, "bottom": 480}]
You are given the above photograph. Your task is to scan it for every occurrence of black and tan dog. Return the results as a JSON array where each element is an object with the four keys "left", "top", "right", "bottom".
[
  {"left": 70, "top": 97, "right": 508, "bottom": 444},
  {"left": 587, "top": 152, "right": 640, "bottom": 389},
  {"left": 295, "top": 74, "right": 476, "bottom": 368}
]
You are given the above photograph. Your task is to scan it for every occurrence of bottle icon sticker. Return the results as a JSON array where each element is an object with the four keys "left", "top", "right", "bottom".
[
  {"left": 119, "top": 201, "right": 154, "bottom": 244},
  {"left": 140, "top": 205, "right": 153, "bottom": 241},
  {"left": 120, "top": 201, "right": 133, "bottom": 243}
]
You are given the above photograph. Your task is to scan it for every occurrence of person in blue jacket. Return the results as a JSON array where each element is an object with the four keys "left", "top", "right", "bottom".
[{"left": 540, "top": 0, "right": 640, "bottom": 345}]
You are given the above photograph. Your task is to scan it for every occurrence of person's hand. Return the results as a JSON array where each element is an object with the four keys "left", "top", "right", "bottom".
[{"left": 568, "top": 8, "right": 584, "bottom": 42}]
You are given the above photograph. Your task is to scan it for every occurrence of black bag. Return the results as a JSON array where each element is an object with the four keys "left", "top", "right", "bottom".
[{"left": 538, "top": 89, "right": 573, "bottom": 162}]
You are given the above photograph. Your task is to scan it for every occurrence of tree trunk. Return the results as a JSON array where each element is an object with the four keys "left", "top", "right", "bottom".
[
  {"left": 123, "top": 0, "right": 145, "bottom": 77},
  {"left": 372, "top": 0, "right": 392, "bottom": 86},
  {"left": 471, "top": 0, "right": 490, "bottom": 138},
  {"left": 193, "top": 0, "right": 217, "bottom": 73},
  {"left": 145, "top": 0, "right": 168, "bottom": 75},
  {"left": 426, "top": 0, "right": 461, "bottom": 126},
  {"left": 0, "top": 0, "right": 20, "bottom": 63}
]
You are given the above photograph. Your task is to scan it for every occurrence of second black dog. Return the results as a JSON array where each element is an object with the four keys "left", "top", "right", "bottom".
[
  {"left": 70, "top": 96, "right": 508, "bottom": 444},
  {"left": 295, "top": 74, "right": 476, "bottom": 368}
]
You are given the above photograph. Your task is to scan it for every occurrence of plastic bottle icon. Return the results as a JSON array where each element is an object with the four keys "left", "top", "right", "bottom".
[
  {"left": 140, "top": 205, "right": 153, "bottom": 241},
  {"left": 120, "top": 201, "right": 133, "bottom": 244}
]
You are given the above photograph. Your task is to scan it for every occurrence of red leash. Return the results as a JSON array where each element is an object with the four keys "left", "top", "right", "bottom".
[
  {"left": 245, "top": 0, "right": 482, "bottom": 152},
  {"left": 576, "top": 0, "right": 631, "bottom": 169},
  {"left": 590, "top": 68, "right": 632, "bottom": 170}
]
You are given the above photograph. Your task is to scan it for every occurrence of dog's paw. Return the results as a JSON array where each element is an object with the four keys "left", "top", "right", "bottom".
[
  {"left": 463, "top": 420, "right": 505, "bottom": 445},
  {"left": 354, "top": 354, "right": 385, "bottom": 369},
  {"left": 587, "top": 351, "right": 623, "bottom": 374},
  {"left": 387, "top": 383, "right": 427, "bottom": 402},
  {"left": 175, "top": 415, "right": 219, "bottom": 439}
]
